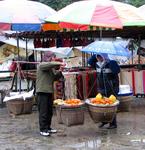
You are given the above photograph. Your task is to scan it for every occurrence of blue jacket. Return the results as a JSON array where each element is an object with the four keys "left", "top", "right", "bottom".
[
  {"left": 88, "top": 55, "right": 120, "bottom": 97},
  {"left": 96, "top": 60, "right": 120, "bottom": 96},
  {"left": 88, "top": 54, "right": 97, "bottom": 69}
]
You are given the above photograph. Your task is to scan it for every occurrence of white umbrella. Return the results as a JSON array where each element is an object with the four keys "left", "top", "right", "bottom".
[{"left": 0, "top": 0, "right": 56, "bottom": 31}]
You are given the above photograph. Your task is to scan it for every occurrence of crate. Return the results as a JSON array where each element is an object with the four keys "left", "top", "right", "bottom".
[
  {"left": 56, "top": 105, "right": 84, "bottom": 126},
  {"left": 86, "top": 102, "right": 118, "bottom": 123}
]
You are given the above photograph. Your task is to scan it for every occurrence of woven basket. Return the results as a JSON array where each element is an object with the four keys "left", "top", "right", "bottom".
[
  {"left": 6, "top": 98, "right": 24, "bottom": 115},
  {"left": 23, "top": 97, "right": 33, "bottom": 114},
  {"left": 56, "top": 104, "right": 84, "bottom": 126},
  {"left": 118, "top": 96, "right": 132, "bottom": 112},
  {"left": 6, "top": 97, "right": 33, "bottom": 115},
  {"left": 86, "top": 102, "right": 118, "bottom": 123},
  {"left": 55, "top": 106, "right": 63, "bottom": 124}
]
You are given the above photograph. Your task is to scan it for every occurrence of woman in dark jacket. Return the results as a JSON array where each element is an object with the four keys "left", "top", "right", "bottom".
[{"left": 88, "top": 54, "right": 120, "bottom": 129}]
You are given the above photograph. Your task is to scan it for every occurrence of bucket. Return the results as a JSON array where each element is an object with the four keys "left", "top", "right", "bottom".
[{"left": 118, "top": 92, "right": 133, "bottom": 112}]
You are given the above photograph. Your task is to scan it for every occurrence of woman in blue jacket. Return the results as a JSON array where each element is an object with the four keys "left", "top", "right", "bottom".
[{"left": 88, "top": 54, "right": 120, "bottom": 129}]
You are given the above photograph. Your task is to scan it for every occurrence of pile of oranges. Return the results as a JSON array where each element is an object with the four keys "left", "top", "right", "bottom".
[
  {"left": 64, "top": 99, "right": 82, "bottom": 106},
  {"left": 90, "top": 93, "right": 117, "bottom": 105},
  {"left": 91, "top": 97, "right": 114, "bottom": 105}
]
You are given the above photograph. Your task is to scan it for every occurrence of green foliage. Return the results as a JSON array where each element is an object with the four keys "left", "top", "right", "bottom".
[
  {"left": 108, "top": 0, "right": 145, "bottom": 7},
  {"left": 128, "top": 0, "right": 145, "bottom": 7},
  {"left": 35, "top": 0, "right": 74, "bottom": 10},
  {"left": 34, "top": 0, "right": 145, "bottom": 10}
]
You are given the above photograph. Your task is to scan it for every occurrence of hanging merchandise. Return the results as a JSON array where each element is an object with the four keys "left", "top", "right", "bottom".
[
  {"left": 82, "top": 37, "right": 89, "bottom": 47},
  {"left": 33, "top": 38, "right": 42, "bottom": 48},
  {"left": 56, "top": 34, "right": 63, "bottom": 48},
  {"left": 76, "top": 74, "right": 84, "bottom": 100},
  {"left": 63, "top": 73, "right": 77, "bottom": 99},
  {"left": 63, "top": 37, "right": 72, "bottom": 47},
  {"left": 42, "top": 38, "right": 48, "bottom": 48},
  {"left": 49, "top": 38, "right": 55, "bottom": 47},
  {"left": 53, "top": 80, "right": 64, "bottom": 100}
]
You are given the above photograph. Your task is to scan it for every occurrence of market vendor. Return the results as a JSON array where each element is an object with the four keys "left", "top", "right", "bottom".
[
  {"left": 88, "top": 54, "right": 120, "bottom": 129},
  {"left": 36, "top": 60, "right": 64, "bottom": 136}
]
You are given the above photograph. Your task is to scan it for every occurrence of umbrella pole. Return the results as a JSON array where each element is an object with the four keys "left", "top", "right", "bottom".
[
  {"left": 131, "top": 48, "right": 133, "bottom": 65},
  {"left": 33, "top": 50, "right": 37, "bottom": 62},
  {"left": 138, "top": 35, "right": 141, "bottom": 64},
  {"left": 16, "top": 36, "right": 20, "bottom": 60},
  {"left": 16, "top": 36, "right": 21, "bottom": 93},
  {"left": 26, "top": 38, "right": 28, "bottom": 61},
  {"left": 26, "top": 38, "right": 29, "bottom": 91},
  {"left": 99, "top": 28, "right": 102, "bottom": 41},
  {"left": 40, "top": 51, "right": 43, "bottom": 62}
]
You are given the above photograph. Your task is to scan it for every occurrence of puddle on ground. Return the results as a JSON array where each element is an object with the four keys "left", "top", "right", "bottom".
[
  {"left": 63, "top": 135, "right": 145, "bottom": 150},
  {"left": 63, "top": 138, "right": 108, "bottom": 150}
]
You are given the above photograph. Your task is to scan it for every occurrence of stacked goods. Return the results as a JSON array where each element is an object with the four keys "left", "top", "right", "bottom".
[
  {"left": 54, "top": 99, "right": 84, "bottom": 126},
  {"left": 118, "top": 85, "right": 133, "bottom": 112},
  {"left": 86, "top": 93, "right": 119, "bottom": 123}
]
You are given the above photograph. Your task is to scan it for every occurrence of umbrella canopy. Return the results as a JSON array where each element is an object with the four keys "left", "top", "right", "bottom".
[
  {"left": 0, "top": 0, "right": 56, "bottom": 31},
  {"left": 138, "top": 5, "right": 145, "bottom": 19},
  {"left": 81, "top": 40, "right": 131, "bottom": 57},
  {"left": 45, "top": 0, "right": 145, "bottom": 31},
  {"left": 138, "top": 5, "right": 145, "bottom": 11}
]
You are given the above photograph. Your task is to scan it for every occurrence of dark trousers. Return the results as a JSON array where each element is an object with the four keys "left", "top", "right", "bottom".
[
  {"left": 110, "top": 114, "right": 117, "bottom": 126},
  {"left": 37, "top": 92, "right": 53, "bottom": 132},
  {"left": 101, "top": 90, "right": 117, "bottom": 126}
]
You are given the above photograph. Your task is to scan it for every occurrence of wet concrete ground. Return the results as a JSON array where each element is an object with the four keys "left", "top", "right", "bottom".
[{"left": 0, "top": 97, "right": 145, "bottom": 150}]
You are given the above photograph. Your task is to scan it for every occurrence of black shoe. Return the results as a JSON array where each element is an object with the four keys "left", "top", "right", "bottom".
[
  {"left": 107, "top": 125, "right": 117, "bottom": 129},
  {"left": 98, "top": 122, "right": 108, "bottom": 128}
]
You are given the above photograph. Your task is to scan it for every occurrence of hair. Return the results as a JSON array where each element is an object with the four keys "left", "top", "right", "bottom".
[{"left": 96, "top": 54, "right": 103, "bottom": 58}]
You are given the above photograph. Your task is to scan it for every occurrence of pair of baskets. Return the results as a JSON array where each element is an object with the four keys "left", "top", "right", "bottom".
[
  {"left": 6, "top": 97, "right": 33, "bottom": 115},
  {"left": 56, "top": 104, "right": 85, "bottom": 126},
  {"left": 55, "top": 99, "right": 119, "bottom": 125}
]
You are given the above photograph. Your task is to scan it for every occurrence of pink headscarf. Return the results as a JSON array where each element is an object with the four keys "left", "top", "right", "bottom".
[{"left": 42, "top": 51, "right": 56, "bottom": 62}]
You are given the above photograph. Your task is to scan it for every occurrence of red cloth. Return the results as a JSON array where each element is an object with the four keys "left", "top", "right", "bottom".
[
  {"left": 9, "top": 61, "right": 17, "bottom": 71},
  {"left": 49, "top": 38, "right": 55, "bottom": 47},
  {"left": 76, "top": 74, "right": 84, "bottom": 100}
]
